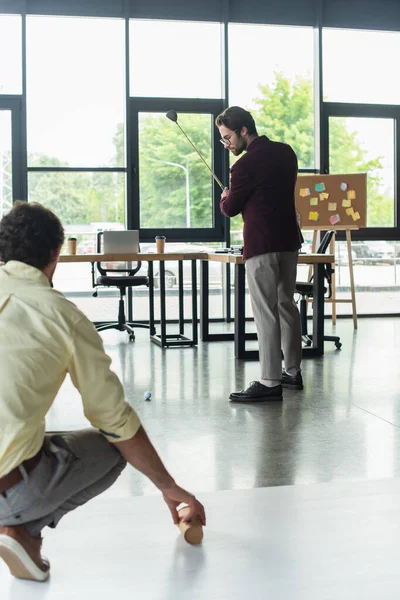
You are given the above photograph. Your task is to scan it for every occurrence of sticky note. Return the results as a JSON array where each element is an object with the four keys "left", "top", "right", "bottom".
[
  {"left": 328, "top": 202, "right": 337, "bottom": 211},
  {"left": 329, "top": 214, "right": 341, "bottom": 225},
  {"left": 300, "top": 188, "right": 310, "bottom": 197},
  {"left": 320, "top": 192, "right": 329, "bottom": 200},
  {"left": 310, "top": 197, "right": 318, "bottom": 206},
  {"left": 340, "top": 182, "right": 347, "bottom": 191},
  {"left": 309, "top": 211, "right": 319, "bottom": 222},
  {"left": 347, "top": 190, "right": 356, "bottom": 200},
  {"left": 315, "top": 183, "right": 325, "bottom": 192},
  {"left": 346, "top": 207, "right": 354, "bottom": 216},
  {"left": 352, "top": 211, "right": 361, "bottom": 221},
  {"left": 342, "top": 199, "right": 351, "bottom": 207}
]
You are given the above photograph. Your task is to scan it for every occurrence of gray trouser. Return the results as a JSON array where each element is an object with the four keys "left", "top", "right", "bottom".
[
  {"left": 246, "top": 251, "right": 302, "bottom": 381},
  {"left": 0, "top": 429, "right": 126, "bottom": 538}
]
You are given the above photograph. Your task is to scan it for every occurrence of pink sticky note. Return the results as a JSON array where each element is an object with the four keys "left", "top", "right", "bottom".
[{"left": 329, "top": 214, "right": 341, "bottom": 225}]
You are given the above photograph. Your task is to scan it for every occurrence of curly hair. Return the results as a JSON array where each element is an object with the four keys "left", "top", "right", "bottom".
[
  {"left": 0, "top": 202, "right": 65, "bottom": 270},
  {"left": 215, "top": 106, "right": 257, "bottom": 136}
]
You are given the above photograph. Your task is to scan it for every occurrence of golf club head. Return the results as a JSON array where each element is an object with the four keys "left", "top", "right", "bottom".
[{"left": 166, "top": 110, "right": 178, "bottom": 123}]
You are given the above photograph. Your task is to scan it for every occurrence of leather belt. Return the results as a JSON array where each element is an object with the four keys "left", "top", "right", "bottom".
[{"left": 0, "top": 449, "right": 43, "bottom": 494}]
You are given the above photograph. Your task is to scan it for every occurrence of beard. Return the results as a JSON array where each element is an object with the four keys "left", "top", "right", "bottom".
[{"left": 230, "top": 134, "right": 247, "bottom": 156}]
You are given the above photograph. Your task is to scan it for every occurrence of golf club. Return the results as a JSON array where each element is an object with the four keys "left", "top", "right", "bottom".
[{"left": 165, "top": 110, "right": 225, "bottom": 190}]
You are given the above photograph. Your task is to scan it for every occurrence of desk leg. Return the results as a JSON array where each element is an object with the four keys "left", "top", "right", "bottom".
[
  {"left": 148, "top": 262, "right": 155, "bottom": 337},
  {"left": 235, "top": 263, "right": 246, "bottom": 359},
  {"left": 178, "top": 261, "right": 184, "bottom": 336},
  {"left": 191, "top": 259, "right": 198, "bottom": 345},
  {"left": 200, "top": 260, "right": 210, "bottom": 341},
  {"left": 311, "top": 262, "right": 325, "bottom": 356},
  {"left": 160, "top": 260, "right": 167, "bottom": 346}
]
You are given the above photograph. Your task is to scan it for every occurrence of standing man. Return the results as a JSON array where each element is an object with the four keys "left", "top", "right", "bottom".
[
  {"left": 0, "top": 202, "right": 205, "bottom": 582},
  {"left": 216, "top": 106, "right": 303, "bottom": 402}
]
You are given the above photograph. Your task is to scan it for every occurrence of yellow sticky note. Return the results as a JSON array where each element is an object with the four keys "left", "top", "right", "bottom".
[
  {"left": 346, "top": 207, "right": 354, "bottom": 216},
  {"left": 342, "top": 199, "right": 351, "bottom": 207},
  {"left": 309, "top": 211, "right": 319, "bottom": 222},
  {"left": 347, "top": 190, "right": 356, "bottom": 200},
  {"left": 300, "top": 188, "right": 310, "bottom": 197},
  {"left": 352, "top": 211, "right": 361, "bottom": 221},
  {"left": 310, "top": 197, "right": 318, "bottom": 206},
  {"left": 320, "top": 192, "right": 329, "bottom": 200},
  {"left": 328, "top": 202, "right": 337, "bottom": 211}
]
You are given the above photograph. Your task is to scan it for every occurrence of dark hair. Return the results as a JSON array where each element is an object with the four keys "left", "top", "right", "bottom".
[
  {"left": 0, "top": 201, "right": 65, "bottom": 269},
  {"left": 215, "top": 106, "right": 257, "bottom": 136}
]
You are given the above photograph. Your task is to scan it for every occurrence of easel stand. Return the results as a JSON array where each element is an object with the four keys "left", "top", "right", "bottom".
[{"left": 309, "top": 228, "right": 357, "bottom": 329}]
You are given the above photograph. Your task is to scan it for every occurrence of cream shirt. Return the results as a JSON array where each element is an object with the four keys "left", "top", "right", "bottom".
[{"left": 0, "top": 261, "right": 141, "bottom": 478}]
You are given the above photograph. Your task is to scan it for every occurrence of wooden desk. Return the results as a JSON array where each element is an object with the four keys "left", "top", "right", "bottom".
[
  {"left": 59, "top": 251, "right": 333, "bottom": 357},
  {"left": 200, "top": 253, "right": 335, "bottom": 358},
  {"left": 59, "top": 252, "right": 204, "bottom": 348}
]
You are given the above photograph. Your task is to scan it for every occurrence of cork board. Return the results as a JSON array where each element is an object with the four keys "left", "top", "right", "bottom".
[{"left": 295, "top": 173, "right": 367, "bottom": 230}]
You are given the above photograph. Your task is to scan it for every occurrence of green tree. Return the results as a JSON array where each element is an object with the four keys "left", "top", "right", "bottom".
[
  {"left": 137, "top": 113, "right": 214, "bottom": 228},
  {"left": 251, "top": 72, "right": 390, "bottom": 228}
]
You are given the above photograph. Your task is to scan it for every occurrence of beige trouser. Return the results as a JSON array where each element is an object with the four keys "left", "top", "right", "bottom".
[{"left": 246, "top": 251, "right": 302, "bottom": 381}]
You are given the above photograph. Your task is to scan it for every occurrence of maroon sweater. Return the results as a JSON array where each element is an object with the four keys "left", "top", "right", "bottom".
[{"left": 220, "top": 135, "right": 302, "bottom": 261}]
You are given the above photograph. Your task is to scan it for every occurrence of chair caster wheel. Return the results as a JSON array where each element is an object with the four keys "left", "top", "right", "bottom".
[
  {"left": 129, "top": 334, "right": 135, "bottom": 342},
  {"left": 335, "top": 342, "right": 342, "bottom": 349}
]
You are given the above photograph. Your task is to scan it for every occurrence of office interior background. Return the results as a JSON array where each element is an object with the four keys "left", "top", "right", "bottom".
[
  {"left": 1, "top": 0, "right": 400, "bottom": 323},
  {"left": 3, "top": 1, "right": 400, "bottom": 597}
]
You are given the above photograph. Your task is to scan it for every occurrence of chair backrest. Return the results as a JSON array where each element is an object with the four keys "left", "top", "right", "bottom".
[
  {"left": 317, "top": 230, "right": 335, "bottom": 254},
  {"left": 96, "top": 230, "right": 142, "bottom": 277},
  {"left": 306, "top": 230, "right": 335, "bottom": 297}
]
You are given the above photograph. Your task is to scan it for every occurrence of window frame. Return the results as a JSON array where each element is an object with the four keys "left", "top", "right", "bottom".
[
  {"left": 322, "top": 101, "right": 400, "bottom": 242},
  {"left": 128, "top": 96, "right": 227, "bottom": 242}
]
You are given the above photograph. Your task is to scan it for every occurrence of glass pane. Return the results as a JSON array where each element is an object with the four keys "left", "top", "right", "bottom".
[
  {"left": 229, "top": 24, "right": 315, "bottom": 169},
  {"left": 139, "top": 112, "right": 213, "bottom": 228},
  {"left": 28, "top": 172, "right": 126, "bottom": 250},
  {"left": 329, "top": 117, "right": 394, "bottom": 227},
  {"left": 130, "top": 20, "right": 223, "bottom": 99},
  {"left": 0, "top": 111, "right": 13, "bottom": 218},
  {"left": 0, "top": 15, "right": 22, "bottom": 94},
  {"left": 27, "top": 16, "right": 125, "bottom": 167},
  {"left": 323, "top": 29, "right": 400, "bottom": 104}
]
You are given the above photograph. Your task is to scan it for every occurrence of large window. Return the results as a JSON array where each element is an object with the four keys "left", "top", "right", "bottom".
[
  {"left": 0, "top": 111, "right": 12, "bottom": 218},
  {"left": 138, "top": 112, "right": 214, "bottom": 229},
  {"left": 26, "top": 16, "right": 125, "bottom": 168},
  {"left": 328, "top": 117, "right": 395, "bottom": 227},
  {"left": 323, "top": 29, "right": 400, "bottom": 105},
  {"left": 0, "top": 15, "right": 22, "bottom": 94},
  {"left": 228, "top": 24, "right": 315, "bottom": 170},
  {"left": 26, "top": 15, "right": 126, "bottom": 250},
  {"left": 129, "top": 20, "right": 223, "bottom": 99}
]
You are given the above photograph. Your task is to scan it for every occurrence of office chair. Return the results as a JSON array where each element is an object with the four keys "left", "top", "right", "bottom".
[
  {"left": 295, "top": 230, "right": 342, "bottom": 350},
  {"left": 92, "top": 231, "right": 151, "bottom": 342}
]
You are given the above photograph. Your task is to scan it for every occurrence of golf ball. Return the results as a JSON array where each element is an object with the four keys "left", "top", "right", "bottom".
[{"left": 144, "top": 391, "right": 151, "bottom": 400}]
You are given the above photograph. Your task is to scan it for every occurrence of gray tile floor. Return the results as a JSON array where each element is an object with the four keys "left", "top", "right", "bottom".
[
  {"left": 4, "top": 316, "right": 400, "bottom": 598},
  {"left": 48, "top": 316, "right": 400, "bottom": 498}
]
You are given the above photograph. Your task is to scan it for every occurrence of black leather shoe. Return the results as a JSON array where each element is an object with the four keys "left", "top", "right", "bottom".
[
  {"left": 281, "top": 371, "right": 303, "bottom": 390},
  {"left": 229, "top": 381, "right": 283, "bottom": 402}
]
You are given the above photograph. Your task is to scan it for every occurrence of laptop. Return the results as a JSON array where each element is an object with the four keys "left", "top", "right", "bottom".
[{"left": 103, "top": 230, "right": 140, "bottom": 254}]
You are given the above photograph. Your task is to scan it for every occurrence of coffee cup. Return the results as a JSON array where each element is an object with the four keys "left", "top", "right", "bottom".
[
  {"left": 155, "top": 235, "right": 166, "bottom": 253},
  {"left": 68, "top": 237, "right": 77, "bottom": 255}
]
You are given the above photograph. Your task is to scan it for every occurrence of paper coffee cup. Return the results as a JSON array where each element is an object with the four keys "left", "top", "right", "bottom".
[
  {"left": 155, "top": 236, "right": 166, "bottom": 253},
  {"left": 177, "top": 505, "right": 203, "bottom": 545},
  {"left": 68, "top": 237, "right": 77, "bottom": 255}
]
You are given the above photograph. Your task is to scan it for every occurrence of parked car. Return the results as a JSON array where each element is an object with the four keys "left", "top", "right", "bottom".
[{"left": 337, "top": 241, "right": 393, "bottom": 265}]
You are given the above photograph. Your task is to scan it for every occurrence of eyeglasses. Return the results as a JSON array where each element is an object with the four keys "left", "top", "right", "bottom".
[{"left": 219, "top": 130, "right": 238, "bottom": 148}]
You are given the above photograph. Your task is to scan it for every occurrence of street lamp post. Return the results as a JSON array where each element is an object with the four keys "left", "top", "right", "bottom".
[{"left": 151, "top": 158, "right": 191, "bottom": 227}]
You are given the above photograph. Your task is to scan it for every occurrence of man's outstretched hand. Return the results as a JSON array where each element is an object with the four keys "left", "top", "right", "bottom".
[{"left": 162, "top": 484, "right": 206, "bottom": 526}]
